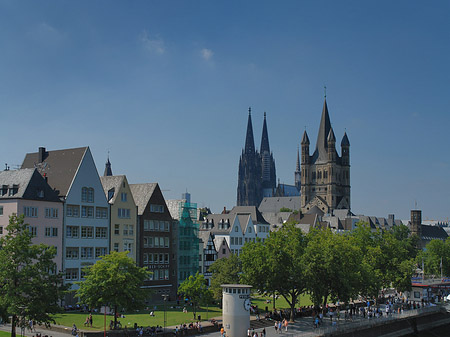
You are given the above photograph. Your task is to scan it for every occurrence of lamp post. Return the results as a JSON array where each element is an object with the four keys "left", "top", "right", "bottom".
[{"left": 162, "top": 294, "right": 169, "bottom": 333}]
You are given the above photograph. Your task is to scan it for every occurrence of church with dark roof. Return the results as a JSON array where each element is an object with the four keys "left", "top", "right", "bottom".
[{"left": 237, "top": 99, "right": 351, "bottom": 215}]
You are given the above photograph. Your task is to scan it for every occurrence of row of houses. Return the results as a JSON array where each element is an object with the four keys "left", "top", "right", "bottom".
[{"left": 0, "top": 147, "right": 175, "bottom": 304}]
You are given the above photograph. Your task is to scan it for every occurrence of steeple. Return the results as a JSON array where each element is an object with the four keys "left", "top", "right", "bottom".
[
  {"left": 341, "top": 132, "right": 350, "bottom": 147},
  {"left": 260, "top": 112, "right": 270, "bottom": 154},
  {"left": 104, "top": 155, "right": 113, "bottom": 176},
  {"left": 296, "top": 145, "right": 300, "bottom": 171},
  {"left": 313, "top": 99, "right": 332, "bottom": 163},
  {"left": 301, "top": 130, "right": 310, "bottom": 145},
  {"left": 244, "top": 107, "right": 255, "bottom": 154}
]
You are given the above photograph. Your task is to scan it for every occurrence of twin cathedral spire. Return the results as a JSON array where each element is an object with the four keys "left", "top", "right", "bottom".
[
  {"left": 237, "top": 99, "right": 351, "bottom": 214},
  {"left": 237, "top": 109, "right": 276, "bottom": 207}
]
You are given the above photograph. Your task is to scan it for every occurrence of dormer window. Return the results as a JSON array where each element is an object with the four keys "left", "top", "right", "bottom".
[
  {"left": 108, "top": 188, "right": 115, "bottom": 201},
  {"left": 235, "top": 226, "right": 238, "bottom": 232},
  {"left": 9, "top": 185, "right": 18, "bottom": 196},
  {"left": 248, "top": 227, "right": 252, "bottom": 233},
  {"left": 37, "top": 190, "right": 44, "bottom": 198}
]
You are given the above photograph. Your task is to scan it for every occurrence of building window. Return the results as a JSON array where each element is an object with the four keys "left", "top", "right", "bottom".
[
  {"left": 121, "top": 193, "right": 127, "bottom": 202},
  {"left": 45, "top": 208, "right": 59, "bottom": 218},
  {"left": 143, "top": 253, "right": 149, "bottom": 265},
  {"left": 82, "top": 187, "right": 94, "bottom": 203},
  {"left": 114, "top": 224, "right": 120, "bottom": 235},
  {"left": 96, "top": 207, "right": 108, "bottom": 219},
  {"left": 165, "top": 253, "right": 169, "bottom": 264},
  {"left": 108, "top": 188, "right": 115, "bottom": 201},
  {"left": 123, "top": 225, "right": 129, "bottom": 236},
  {"left": 81, "top": 206, "right": 94, "bottom": 218},
  {"left": 0, "top": 206, "right": 3, "bottom": 216},
  {"left": 81, "top": 247, "right": 93, "bottom": 259},
  {"left": 66, "top": 226, "right": 79, "bottom": 238},
  {"left": 65, "top": 268, "right": 78, "bottom": 281},
  {"left": 164, "top": 221, "right": 170, "bottom": 231},
  {"left": 9, "top": 185, "right": 18, "bottom": 196},
  {"left": 123, "top": 242, "right": 133, "bottom": 253},
  {"left": 150, "top": 204, "right": 164, "bottom": 213},
  {"left": 114, "top": 243, "right": 119, "bottom": 252},
  {"left": 66, "top": 247, "right": 79, "bottom": 259},
  {"left": 45, "top": 227, "right": 58, "bottom": 237},
  {"left": 28, "top": 226, "right": 37, "bottom": 237},
  {"left": 0, "top": 226, "right": 3, "bottom": 235},
  {"left": 1, "top": 185, "right": 7, "bottom": 196},
  {"left": 81, "top": 226, "right": 94, "bottom": 239},
  {"left": 95, "top": 247, "right": 107, "bottom": 258},
  {"left": 24, "top": 206, "right": 38, "bottom": 218},
  {"left": 66, "top": 205, "right": 79, "bottom": 217},
  {"left": 95, "top": 227, "right": 107, "bottom": 239},
  {"left": 118, "top": 208, "right": 130, "bottom": 218},
  {"left": 164, "top": 237, "right": 169, "bottom": 248},
  {"left": 128, "top": 225, "right": 134, "bottom": 235},
  {"left": 235, "top": 226, "right": 238, "bottom": 232}
]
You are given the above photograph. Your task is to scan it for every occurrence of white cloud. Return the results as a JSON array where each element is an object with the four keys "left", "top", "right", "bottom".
[
  {"left": 201, "top": 48, "right": 213, "bottom": 61},
  {"left": 140, "top": 31, "right": 165, "bottom": 55},
  {"left": 29, "top": 22, "right": 65, "bottom": 45}
]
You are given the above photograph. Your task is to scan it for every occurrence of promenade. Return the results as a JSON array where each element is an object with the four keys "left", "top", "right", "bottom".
[{"left": 0, "top": 305, "right": 444, "bottom": 337}]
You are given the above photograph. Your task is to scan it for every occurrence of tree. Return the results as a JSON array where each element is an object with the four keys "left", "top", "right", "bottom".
[
  {"left": 241, "top": 224, "right": 307, "bottom": 322},
  {"left": 209, "top": 254, "right": 241, "bottom": 300},
  {"left": 75, "top": 251, "right": 150, "bottom": 329},
  {"left": 0, "top": 214, "right": 67, "bottom": 337},
  {"left": 178, "top": 272, "right": 212, "bottom": 320},
  {"left": 303, "top": 228, "right": 363, "bottom": 309}
]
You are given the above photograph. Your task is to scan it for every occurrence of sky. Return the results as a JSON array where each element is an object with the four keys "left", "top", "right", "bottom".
[{"left": 1, "top": 1, "right": 449, "bottom": 220}]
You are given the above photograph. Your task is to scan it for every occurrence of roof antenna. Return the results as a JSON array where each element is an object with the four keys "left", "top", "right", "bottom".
[{"left": 414, "top": 200, "right": 418, "bottom": 209}]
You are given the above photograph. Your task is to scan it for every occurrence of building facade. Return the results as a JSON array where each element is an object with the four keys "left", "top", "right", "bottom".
[
  {"left": 22, "top": 147, "right": 110, "bottom": 304},
  {"left": 0, "top": 168, "right": 64, "bottom": 271},
  {"left": 300, "top": 99, "right": 350, "bottom": 214},
  {"left": 130, "top": 183, "right": 177, "bottom": 300},
  {"left": 100, "top": 175, "right": 138, "bottom": 261}
]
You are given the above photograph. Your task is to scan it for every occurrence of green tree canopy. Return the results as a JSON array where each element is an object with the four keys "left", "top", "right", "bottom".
[
  {"left": 241, "top": 224, "right": 307, "bottom": 322},
  {"left": 0, "top": 214, "right": 67, "bottom": 337},
  {"left": 178, "top": 272, "right": 212, "bottom": 320},
  {"left": 303, "top": 228, "right": 363, "bottom": 308},
  {"left": 417, "top": 238, "right": 450, "bottom": 277},
  {"left": 209, "top": 254, "right": 241, "bottom": 300},
  {"left": 75, "top": 251, "right": 150, "bottom": 328}
]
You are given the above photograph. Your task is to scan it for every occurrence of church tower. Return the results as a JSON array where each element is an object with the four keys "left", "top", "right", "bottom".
[
  {"left": 237, "top": 108, "right": 263, "bottom": 206},
  {"left": 104, "top": 156, "right": 113, "bottom": 176},
  {"left": 300, "top": 98, "right": 351, "bottom": 214},
  {"left": 260, "top": 112, "right": 276, "bottom": 197}
]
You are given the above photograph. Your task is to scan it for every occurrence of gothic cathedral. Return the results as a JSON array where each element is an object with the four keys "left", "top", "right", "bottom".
[
  {"left": 237, "top": 109, "right": 276, "bottom": 206},
  {"left": 300, "top": 99, "right": 350, "bottom": 213}
]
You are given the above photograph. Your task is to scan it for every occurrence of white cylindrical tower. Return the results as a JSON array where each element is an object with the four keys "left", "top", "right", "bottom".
[{"left": 222, "top": 284, "right": 252, "bottom": 337}]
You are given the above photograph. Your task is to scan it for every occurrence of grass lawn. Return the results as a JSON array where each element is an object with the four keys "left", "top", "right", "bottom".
[
  {"left": 53, "top": 303, "right": 222, "bottom": 331},
  {"left": 54, "top": 293, "right": 313, "bottom": 331},
  {"left": 0, "top": 331, "right": 11, "bottom": 337},
  {"left": 251, "top": 293, "right": 313, "bottom": 311}
]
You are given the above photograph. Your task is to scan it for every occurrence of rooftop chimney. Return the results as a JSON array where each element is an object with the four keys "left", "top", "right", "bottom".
[{"left": 38, "top": 147, "right": 46, "bottom": 163}]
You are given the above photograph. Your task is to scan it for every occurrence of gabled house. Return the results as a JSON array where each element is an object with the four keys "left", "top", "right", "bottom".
[
  {"left": 0, "top": 168, "right": 64, "bottom": 270},
  {"left": 100, "top": 175, "right": 138, "bottom": 261},
  {"left": 22, "top": 147, "right": 110, "bottom": 304},
  {"left": 129, "top": 183, "right": 176, "bottom": 300}
]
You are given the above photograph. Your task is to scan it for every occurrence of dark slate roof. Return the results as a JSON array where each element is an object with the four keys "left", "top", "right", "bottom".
[
  {"left": 129, "top": 183, "right": 157, "bottom": 215},
  {"left": 306, "top": 205, "right": 325, "bottom": 216},
  {"left": 311, "top": 99, "right": 332, "bottom": 164},
  {"left": 198, "top": 230, "right": 215, "bottom": 250},
  {"left": 21, "top": 147, "right": 88, "bottom": 197},
  {"left": 260, "top": 112, "right": 270, "bottom": 154},
  {"left": 230, "top": 206, "right": 269, "bottom": 225},
  {"left": 301, "top": 130, "right": 310, "bottom": 145},
  {"left": 327, "top": 128, "right": 336, "bottom": 143},
  {"left": 0, "top": 168, "right": 60, "bottom": 202},
  {"left": 421, "top": 225, "right": 449, "bottom": 240},
  {"left": 104, "top": 158, "right": 113, "bottom": 176},
  {"left": 341, "top": 132, "right": 350, "bottom": 147},
  {"left": 259, "top": 196, "right": 301, "bottom": 213}
]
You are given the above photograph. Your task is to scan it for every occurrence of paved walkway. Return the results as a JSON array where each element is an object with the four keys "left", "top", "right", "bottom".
[{"left": 0, "top": 306, "right": 442, "bottom": 337}]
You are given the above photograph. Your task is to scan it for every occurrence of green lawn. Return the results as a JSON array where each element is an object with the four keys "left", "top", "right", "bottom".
[
  {"left": 251, "top": 293, "right": 313, "bottom": 311},
  {"left": 0, "top": 331, "right": 11, "bottom": 337},
  {"left": 53, "top": 304, "right": 221, "bottom": 331},
  {"left": 52, "top": 293, "right": 313, "bottom": 331}
]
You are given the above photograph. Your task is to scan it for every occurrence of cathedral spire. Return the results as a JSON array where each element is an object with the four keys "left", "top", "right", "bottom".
[
  {"left": 314, "top": 98, "right": 332, "bottom": 162},
  {"left": 296, "top": 145, "right": 300, "bottom": 171},
  {"left": 244, "top": 107, "right": 255, "bottom": 154},
  {"left": 260, "top": 112, "right": 270, "bottom": 154}
]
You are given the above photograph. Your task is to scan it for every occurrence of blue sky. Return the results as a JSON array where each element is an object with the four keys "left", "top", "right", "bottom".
[{"left": 1, "top": 1, "right": 449, "bottom": 220}]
